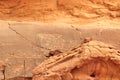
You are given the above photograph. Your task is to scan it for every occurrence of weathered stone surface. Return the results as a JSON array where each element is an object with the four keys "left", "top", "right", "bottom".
[
  {"left": 32, "top": 40, "right": 120, "bottom": 80},
  {"left": 0, "top": 61, "right": 6, "bottom": 80},
  {"left": 0, "top": 0, "right": 120, "bottom": 79},
  {"left": 0, "top": 0, "right": 120, "bottom": 27},
  {"left": 0, "top": 21, "right": 120, "bottom": 79}
]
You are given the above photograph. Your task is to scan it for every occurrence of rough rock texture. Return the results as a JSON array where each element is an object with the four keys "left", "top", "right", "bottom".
[
  {"left": 0, "top": 0, "right": 120, "bottom": 26},
  {"left": 32, "top": 40, "right": 120, "bottom": 80},
  {"left": 7, "top": 76, "right": 32, "bottom": 80},
  {"left": 1, "top": 21, "right": 120, "bottom": 79},
  {"left": 0, "top": 0, "right": 120, "bottom": 79},
  {"left": 0, "top": 61, "right": 6, "bottom": 80}
]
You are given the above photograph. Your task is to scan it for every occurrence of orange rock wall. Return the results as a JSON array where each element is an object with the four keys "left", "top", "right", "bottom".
[{"left": 0, "top": 0, "right": 120, "bottom": 24}]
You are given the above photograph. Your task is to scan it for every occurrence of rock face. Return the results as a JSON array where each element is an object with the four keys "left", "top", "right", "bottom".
[
  {"left": 0, "top": 0, "right": 120, "bottom": 79},
  {"left": 1, "top": 21, "right": 120, "bottom": 79},
  {"left": 0, "top": 0, "right": 120, "bottom": 26},
  {"left": 32, "top": 40, "right": 120, "bottom": 80},
  {"left": 0, "top": 61, "right": 6, "bottom": 80}
]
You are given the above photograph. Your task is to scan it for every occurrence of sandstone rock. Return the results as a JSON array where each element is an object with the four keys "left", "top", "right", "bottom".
[
  {"left": 0, "top": 0, "right": 120, "bottom": 79},
  {"left": 7, "top": 76, "right": 32, "bottom": 80},
  {"left": 1, "top": 21, "right": 120, "bottom": 79},
  {"left": 46, "top": 50, "right": 62, "bottom": 57},
  {"left": 32, "top": 40, "right": 120, "bottom": 80},
  {"left": 0, "top": 61, "right": 6, "bottom": 80},
  {"left": 0, "top": 0, "right": 120, "bottom": 26}
]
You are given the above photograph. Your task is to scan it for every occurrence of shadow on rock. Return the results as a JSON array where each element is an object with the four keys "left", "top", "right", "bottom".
[{"left": 6, "top": 76, "right": 32, "bottom": 80}]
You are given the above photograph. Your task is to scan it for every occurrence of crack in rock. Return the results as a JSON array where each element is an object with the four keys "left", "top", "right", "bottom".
[{"left": 8, "top": 23, "right": 51, "bottom": 51}]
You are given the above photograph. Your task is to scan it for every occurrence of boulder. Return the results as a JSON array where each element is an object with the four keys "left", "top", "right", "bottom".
[{"left": 32, "top": 40, "right": 120, "bottom": 80}]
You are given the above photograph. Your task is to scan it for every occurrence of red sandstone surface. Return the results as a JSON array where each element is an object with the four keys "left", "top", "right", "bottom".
[
  {"left": 32, "top": 40, "right": 120, "bottom": 80},
  {"left": 0, "top": 0, "right": 120, "bottom": 80},
  {"left": 0, "top": 0, "right": 120, "bottom": 26}
]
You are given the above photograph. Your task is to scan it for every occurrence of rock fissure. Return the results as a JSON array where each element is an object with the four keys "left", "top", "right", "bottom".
[{"left": 8, "top": 23, "right": 51, "bottom": 51}]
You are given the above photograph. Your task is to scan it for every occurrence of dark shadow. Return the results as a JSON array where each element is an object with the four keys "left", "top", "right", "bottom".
[
  {"left": 90, "top": 72, "right": 96, "bottom": 77},
  {"left": 6, "top": 76, "right": 32, "bottom": 80}
]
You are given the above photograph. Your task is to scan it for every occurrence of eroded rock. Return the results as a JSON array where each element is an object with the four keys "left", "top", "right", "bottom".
[
  {"left": 0, "top": 0, "right": 120, "bottom": 26},
  {"left": 32, "top": 40, "right": 120, "bottom": 80},
  {"left": 46, "top": 50, "right": 62, "bottom": 57},
  {"left": 7, "top": 76, "right": 32, "bottom": 80},
  {"left": 0, "top": 61, "right": 6, "bottom": 80}
]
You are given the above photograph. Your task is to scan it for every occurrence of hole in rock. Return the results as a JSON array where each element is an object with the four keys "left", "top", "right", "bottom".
[{"left": 90, "top": 73, "right": 96, "bottom": 77}]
